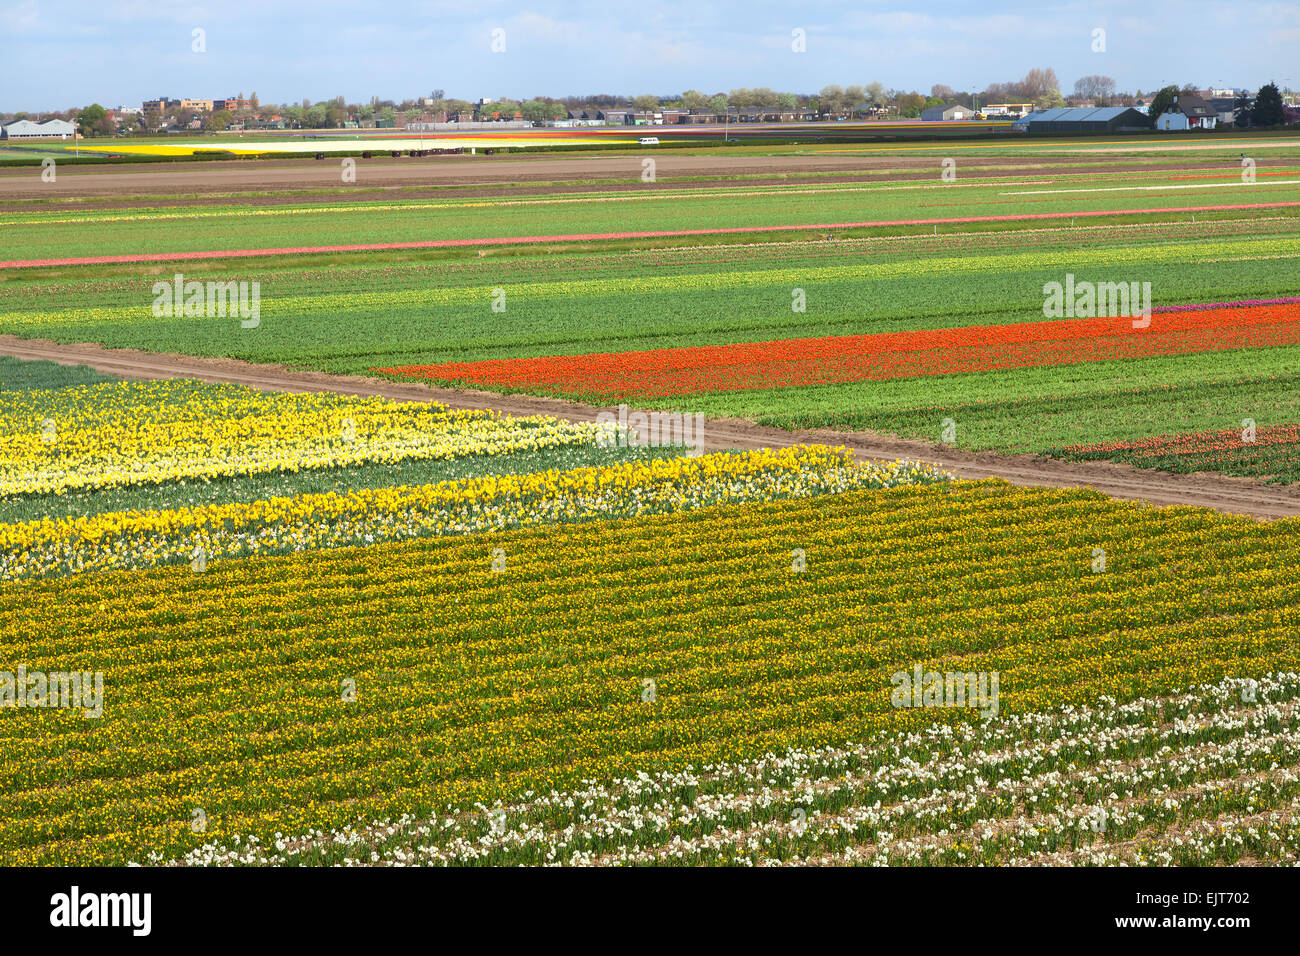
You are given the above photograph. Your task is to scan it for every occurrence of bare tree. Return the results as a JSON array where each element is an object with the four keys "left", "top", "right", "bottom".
[
  {"left": 1072, "top": 75, "right": 1117, "bottom": 104},
  {"left": 818, "top": 84, "right": 846, "bottom": 113},
  {"left": 1018, "top": 68, "right": 1060, "bottom": 101}
]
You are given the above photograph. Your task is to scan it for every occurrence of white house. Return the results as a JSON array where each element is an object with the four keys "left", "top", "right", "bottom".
[
  {"left": 0, "top": 118, "right": 76, "bottom": 139},
  {"left": 1154, "top": 93, "right": 1218, "bottom": 131}
]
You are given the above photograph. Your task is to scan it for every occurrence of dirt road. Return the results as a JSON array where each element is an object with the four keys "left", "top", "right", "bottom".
[
  {"left": 4, "top": 334, "right": 1297, "bottom": 521},
  {"left": 3, "top": 150, "right": 1288, "bottom": 201},
  {"left": 0, "top": 153, "right": 910, "bottom": 200}
]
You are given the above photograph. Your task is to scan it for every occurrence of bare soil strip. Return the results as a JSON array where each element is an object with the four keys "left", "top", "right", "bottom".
[
  {"left": 7, "top": 162, "right": 1282, "bottom": 213},
  {"left": 0, "top": 154, "right": 957, "bottom": 200},
  {"left": 2, "top": 150, "right": 1292, "bottom": 201},
  {"left": 4, "top": 159, "right": 1280, "bottom": 213},
  {"left": 3, "top": 335, "right": 1297, "bottom": 520}
]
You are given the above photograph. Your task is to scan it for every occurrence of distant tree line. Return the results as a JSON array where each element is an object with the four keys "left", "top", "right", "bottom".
[{"left": 6, "top": 75, "right": 1295, "bottom": 134}]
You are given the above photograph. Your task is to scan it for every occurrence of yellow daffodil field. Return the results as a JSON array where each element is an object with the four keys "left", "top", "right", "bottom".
[
  {"left": 6, "top": 138, "right": 1300, "bottom": 873},
  {"left": 0, "top": 444, "right": 945, "bottom": 581},
  {"left": 0, "top": 379, "right": 613, "bottom": 497},
  {"left": 1, "top": 357, "right": 1299, "bottom": 866},
  {"left": 0, "top": 371, "right": 948, "bottom": 580},
  {"left": 2, "top": 475, "right": 1299, "bottom": 865}
]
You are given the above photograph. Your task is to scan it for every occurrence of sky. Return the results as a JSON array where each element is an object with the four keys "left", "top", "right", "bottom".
[{"left": 2, "top": 0, "right": 1297, "bottom": 112}]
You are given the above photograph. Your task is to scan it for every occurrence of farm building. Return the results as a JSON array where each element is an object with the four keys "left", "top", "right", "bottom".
[
  {"left": 1013, "top": 107, "right": 1151, "bottom": 133},
  {"left": 1, "top": 118, "right": 76, "bottom": 139},
  {"left": 981, "top": 102, "right": 1035, "bottom": 118},
  {"left": 1208, "top": 96, "right": 1251, "bottom": 127},
  {"left": 1153, "top": 93, "right": 1219, "bottom": 130},
  {"left": 920, "top": 104, "right": 974, "bottom": 121}
]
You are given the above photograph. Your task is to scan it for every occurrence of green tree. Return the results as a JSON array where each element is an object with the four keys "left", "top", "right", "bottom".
[
  {"left": 680, "top": 89, "right": 708, "bottom": 110},
  {"left": 1233, "top": 92, "right": 1252, "bottom": 127},
  {"left": 206, "top": 109, "right": 232, "bottom": 131},
  {"left": 633, "top": 94, "right": 660, "bottom": 111},
  {"left": 76, "top": 103, "right": 106, "bottom": 136},
  {"left": 1146, "top": 85, "right": 1179, "bottom": 121},
  {"left": 520, "top": 99, "right": 555, "bottom": 123},
  {"left": 727, "top": 88, "right": 753, "bottom": 108},
  {"left": 1034, "top": 88, "right": 1066, "bottom": 110},
  {"left": 708, "top": 94, "right": 728, "bottom": 114},
  {"left": 1253, "top": 82, "right": 1285, "bottom": 126},
  {"left": 897, "top": 92, "right": 926, "bottom": 117}
]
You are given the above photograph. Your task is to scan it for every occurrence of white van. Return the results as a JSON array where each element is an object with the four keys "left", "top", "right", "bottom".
[{"left": 638, "top": 136, "right": 660, "bottom": 145}]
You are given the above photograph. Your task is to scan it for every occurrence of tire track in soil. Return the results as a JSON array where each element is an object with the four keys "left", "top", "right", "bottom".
[{"left": 3, "top": 334, "right": 1298, "bottom": 520}]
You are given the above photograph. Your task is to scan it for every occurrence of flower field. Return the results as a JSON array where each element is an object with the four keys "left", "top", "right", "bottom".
[
  {"left": 154, "top": 675, "right": 1300, "bottom": 866},
  {"left": 5, "top": 142, "right": 1300, "bottom": 873},
  {"left": 68, "top": 135, "right": 622, "bottom": 159},
  {"left": 2, "top": 478, "right": 1299, "bottom": 865},
  {"left": 383, "top": 300, "right": 1300, "bottom": 399},
  {"left": 3, "top": 214, "right": 1298, "bottom": 473},
  {"left": 0, "top": 443, "right": 947, "bottom": 580},
  {"left": 1051, "top": 422, "right": 1300, "bottom": 484},
  {"left": 0, "top": 378, "right": 611, "bottom": 497},
  {"left": 6, "top": 163, "right": 1300, "bottom": 261},
  {"left": 0, "top": 367, "right": 952, "bottom": 581}
]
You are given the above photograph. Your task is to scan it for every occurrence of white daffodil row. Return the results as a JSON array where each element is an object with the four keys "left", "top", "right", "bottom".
[{"left": 142, "top": 673, "right": 1300, "bottom": 867}]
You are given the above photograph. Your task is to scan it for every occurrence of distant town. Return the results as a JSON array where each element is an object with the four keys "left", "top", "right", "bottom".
[{"left": 3, "top": 70, "right": 1298, "bottom": 140}]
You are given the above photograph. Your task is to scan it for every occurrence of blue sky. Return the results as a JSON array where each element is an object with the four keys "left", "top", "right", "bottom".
[{"left": 2, "top": 0, "right": 1296, "bottom": 111}]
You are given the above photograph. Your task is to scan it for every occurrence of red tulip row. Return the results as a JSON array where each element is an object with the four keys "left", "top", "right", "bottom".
[{"left": 383, "top": 302, "right": 1300, "bottom": 400}]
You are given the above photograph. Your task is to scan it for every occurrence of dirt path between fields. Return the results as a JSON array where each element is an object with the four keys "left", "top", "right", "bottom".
[
  {"left": 4, "top": 334, "right": 1299, "bottom": 520},
  {"left": 0, "top": 154, "right": 929, "bottom": 200},
  {"left": 3, "top": 149, "right": 1291, "bottom": 201},
  {"left": 4, "top": 159, "right": 1275, "bottom": 212}
]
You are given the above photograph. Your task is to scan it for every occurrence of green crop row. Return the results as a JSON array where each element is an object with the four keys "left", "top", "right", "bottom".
[{"left": 5, "top": 171, "right": 1300, "bottom": 260}]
